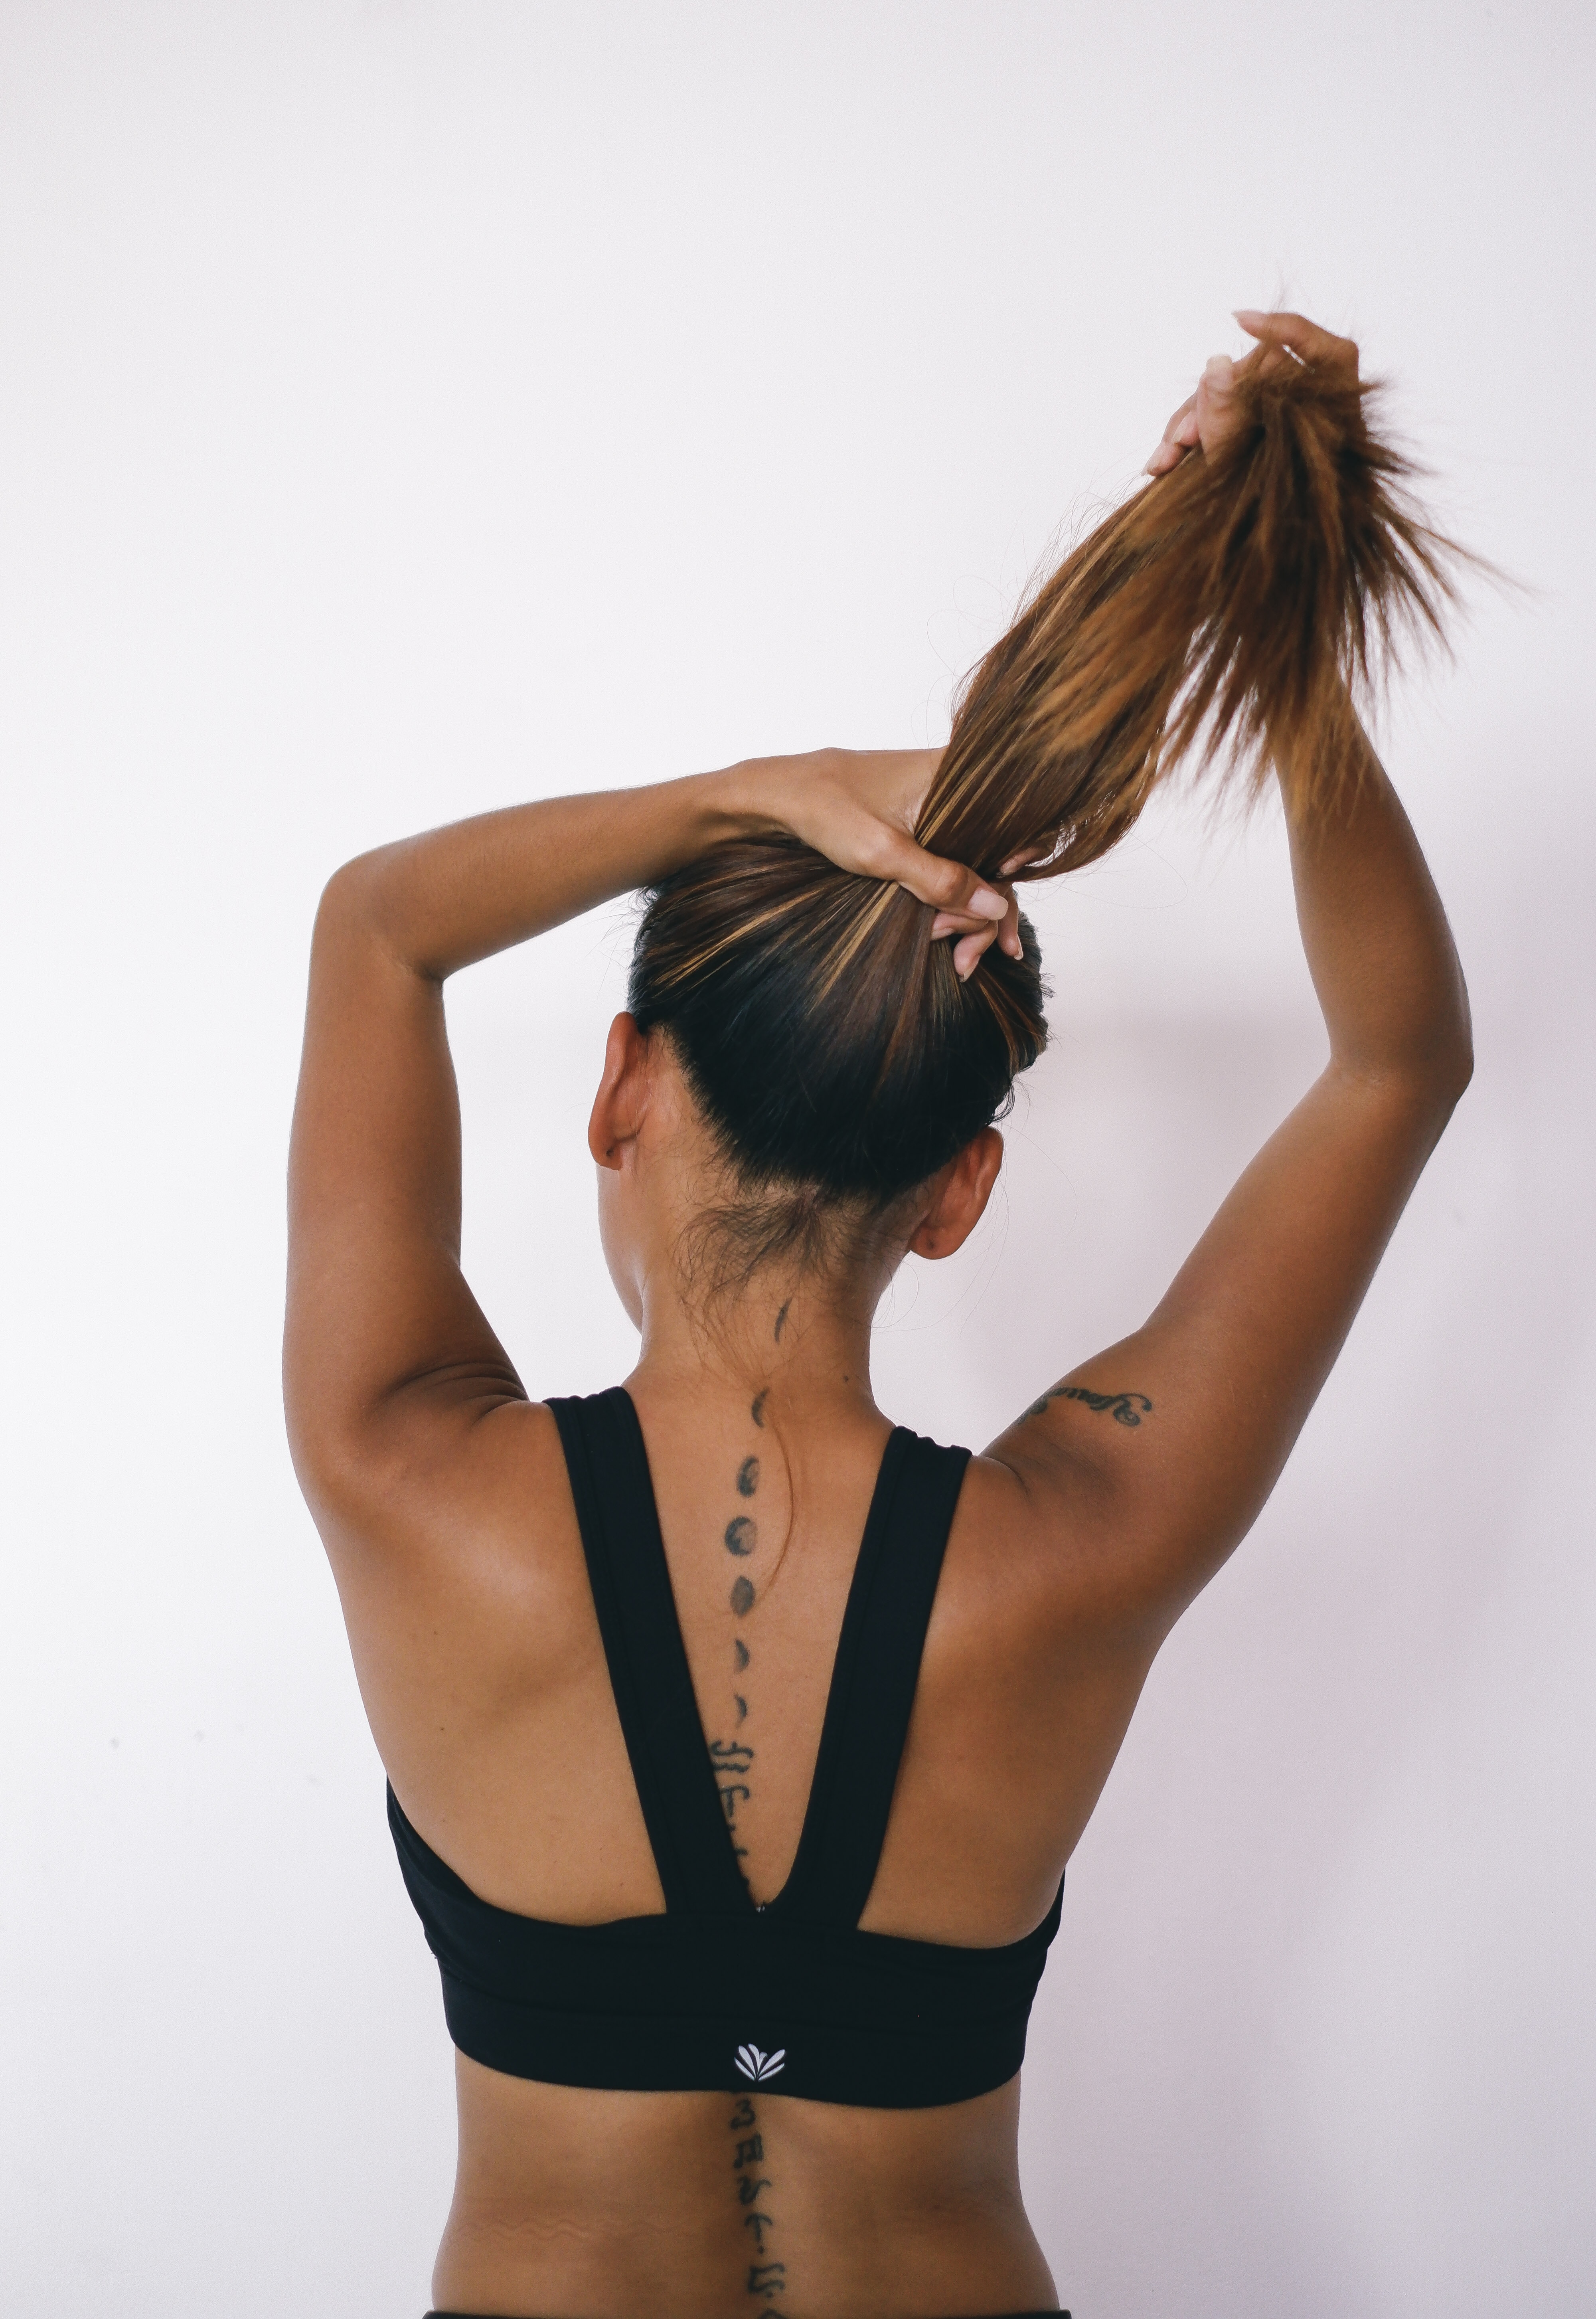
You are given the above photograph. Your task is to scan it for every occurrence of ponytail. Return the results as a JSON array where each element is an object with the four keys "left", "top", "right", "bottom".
[
  {"left": 630, "top": 354, "right": 1466, "bottom": 1243},
  {"left": 922, "top": 354, "right": 1462, "bottom": 881}
]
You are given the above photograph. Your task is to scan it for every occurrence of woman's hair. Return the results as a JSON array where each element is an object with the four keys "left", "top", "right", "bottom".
[{"left": 630, "top": 354, "right": 1464, "bottom": 1278}]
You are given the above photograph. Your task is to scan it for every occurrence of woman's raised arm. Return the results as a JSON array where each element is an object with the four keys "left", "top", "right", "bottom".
[
  {"left": 990, "top": 711, "right": 1473, "bottom": 1634},
  {"left": 284, "top": 781, "right": 711, "bottom": 1520}
]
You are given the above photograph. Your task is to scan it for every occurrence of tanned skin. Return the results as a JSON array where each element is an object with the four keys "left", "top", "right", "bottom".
[{"left": 284, "top": 316, "right": 1472, "bottom": 2319}]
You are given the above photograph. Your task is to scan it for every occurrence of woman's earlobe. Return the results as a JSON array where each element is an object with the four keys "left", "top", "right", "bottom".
[
  {"left": 591, "top": 1119, "right": 627, "bottom": 1171},
  {"left": 589, "top": 1101, "right": 627, "bottom": 1170}
]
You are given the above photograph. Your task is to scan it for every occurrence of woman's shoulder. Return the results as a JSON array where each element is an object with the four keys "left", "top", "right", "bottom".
[
  {"left": 939, "top": 1438, "right": 1164, "bottom": 1656},
  {"left": 310, "top": 1391, "right": 592, "bottom": 1669}
]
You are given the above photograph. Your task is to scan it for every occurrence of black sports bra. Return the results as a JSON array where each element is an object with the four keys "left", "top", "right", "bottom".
[{"left": 389, "top": 1386, "right": 1064, "bottom": 2108}]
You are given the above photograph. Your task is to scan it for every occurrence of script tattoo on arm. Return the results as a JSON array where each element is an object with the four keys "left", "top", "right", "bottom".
[
  {"left": 728, "top": 2096, "right": 785, "bottom": 2295},
  {"left": 1026, "top": 1384, "right": 1155, "bottom": 1428}
]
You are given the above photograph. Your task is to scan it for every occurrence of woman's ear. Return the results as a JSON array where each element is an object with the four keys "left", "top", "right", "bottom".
[
  {"left": 587, "top": 1013, "right": 654, "bottom": 1170},
  {"left": 908, "top": 1128, "right": 1004, "bottom": 1259}
]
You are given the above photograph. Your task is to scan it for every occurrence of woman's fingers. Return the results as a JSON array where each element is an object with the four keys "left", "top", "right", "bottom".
[
  {"left": 866, "top": 822, "right": 1007, "bottom": 922},
  {"left": 795, "top": 770, "right": 1005, "bottom": 922},
  {"left": 952, "top": 926, "right": 995, "bottom": 980},
  {"left": 1147, "top": 312, "right": 1359, "bottom": 479},
  {"left": 1194, "top": 353, "right": 1239, "bottom": 455},
  {"left": 1145, "top": 391, "right": 1199, "bottom": 474},
  {"left": 1234, "top": 308, "right": 1359, "bottom": 374},
  {"left": 773, "top": 750, "right": 1020, "bottom": 979},
  {"left": 933, "top": 908, "right": 996, "bottom": 978},
  {"left": 932, "top": 878, "right": 1023, "bottom": 979},
  {"left": 1150, "top": 357, "right": 1239, "bottom": 467}
]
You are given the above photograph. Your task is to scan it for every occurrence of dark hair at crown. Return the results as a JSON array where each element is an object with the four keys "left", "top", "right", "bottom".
[
  {"left": 630, "top": 837, "right": 1045, "bottom": 1204},
  {"left": 630, "top": 355, "right": 1467, "bottom": 1261}
]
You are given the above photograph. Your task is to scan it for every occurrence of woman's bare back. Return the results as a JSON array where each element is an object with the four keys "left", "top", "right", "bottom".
[{"left": 347, "top": 1382, "right": 1138, "bottom": 2313}]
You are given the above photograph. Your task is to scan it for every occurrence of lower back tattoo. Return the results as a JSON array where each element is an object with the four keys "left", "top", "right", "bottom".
[{"left": 728, "top": 2094, "right": 784, "bottom": 2299}]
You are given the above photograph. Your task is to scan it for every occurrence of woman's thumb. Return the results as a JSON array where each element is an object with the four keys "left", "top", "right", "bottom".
[{"left": 1196, "top": 354, "right": 1237, "bottom": 455}]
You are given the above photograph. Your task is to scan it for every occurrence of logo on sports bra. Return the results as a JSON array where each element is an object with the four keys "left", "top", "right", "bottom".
[{"left": 734, "top": 2043, "right": 786, "bottom": 2083}]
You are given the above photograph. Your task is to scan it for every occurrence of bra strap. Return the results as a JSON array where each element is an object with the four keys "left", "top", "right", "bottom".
[
  {"left": 776, "top": 1429, "right": 971, "bottom": 1928},
  {"left": 547, "top": 1390, "right": 751, "bottom": 1920}
]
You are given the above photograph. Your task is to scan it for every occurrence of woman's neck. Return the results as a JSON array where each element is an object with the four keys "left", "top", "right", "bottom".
[{"left": 628, "top": 1272, "right": 883, "bottom": 1432}]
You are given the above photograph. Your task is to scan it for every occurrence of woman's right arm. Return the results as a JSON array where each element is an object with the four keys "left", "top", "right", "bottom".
[
  {"left": 990, "top": 709, "right": 1473, "bottom": 1635},
  {"left": 283, "top": 754, "right": 1002, "bottom": 1549}
]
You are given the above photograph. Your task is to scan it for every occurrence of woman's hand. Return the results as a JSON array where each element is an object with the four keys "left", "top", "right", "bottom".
[
  {"left": 1144, "top": 309, "right": 1360, "bottom": 476},
  {"left": 729, "top": 746, "right": 1023, "bottom": 979}
]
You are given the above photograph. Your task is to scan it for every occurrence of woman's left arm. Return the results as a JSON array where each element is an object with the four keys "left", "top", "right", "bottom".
[{"left": 283, "top": 753, "right": 999, "bottom": 1529}]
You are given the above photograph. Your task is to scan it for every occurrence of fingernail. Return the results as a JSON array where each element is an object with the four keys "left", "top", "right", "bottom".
[
  {"left": 1233, "top": 308, "right": 1266, "bottom": 327},
  {"left": 969, "top": 886, "right": 1006, "bottom": 919},
  {"left": 1205, "top": 354, "right": 1232, "bottom": 382}
]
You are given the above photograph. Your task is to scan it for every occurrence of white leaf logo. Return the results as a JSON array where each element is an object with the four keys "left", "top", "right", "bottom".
[{"left": 734, "top": 2042, "right": 786, "bottom": 2083}]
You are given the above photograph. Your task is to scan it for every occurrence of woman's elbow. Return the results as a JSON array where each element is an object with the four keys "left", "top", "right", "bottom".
[
  {"left": 314, "top": 849, "right": 391, "bottom": 935},
  {"left": 1436, "top": 966, "right": 1476, "bottom": 1106}
]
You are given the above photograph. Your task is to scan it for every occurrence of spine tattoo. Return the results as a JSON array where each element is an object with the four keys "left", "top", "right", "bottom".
[
  {"left": 718, "top": 1319, "right": 797, "bottom": 2297},
  {"left": 729, "top": 2095, "right": 784, "bottom": 2299},
  {"left": 713, "top": 1388, "right": 772, "bottom": 1875}
]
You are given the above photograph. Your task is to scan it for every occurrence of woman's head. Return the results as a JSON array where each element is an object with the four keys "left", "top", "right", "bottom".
[
  {"left": 622, "top": 826, "right": 1045, "bottom": 1281},
  {"left": 604, "top": 350, "right": 1458, "bottom": 1309}
]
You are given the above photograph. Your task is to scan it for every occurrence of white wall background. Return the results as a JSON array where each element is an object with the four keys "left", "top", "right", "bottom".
[{"left": 2, "top": 5, "right": 1591, "bottom": 2314}]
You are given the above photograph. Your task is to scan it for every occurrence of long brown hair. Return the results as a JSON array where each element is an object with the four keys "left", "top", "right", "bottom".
[{"left": 630, "top": 354, "right": 1464, "bottom": 1267}]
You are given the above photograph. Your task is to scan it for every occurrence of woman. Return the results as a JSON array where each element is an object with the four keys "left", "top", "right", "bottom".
[{"left": 285, "top": 312, "right": 1472, "bottom": 2319}]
